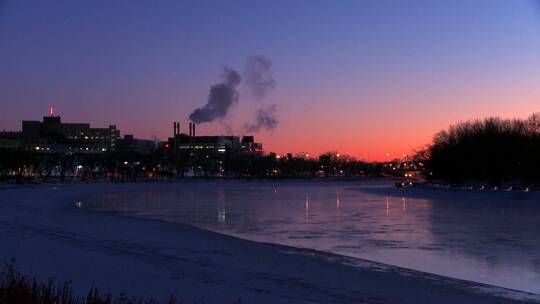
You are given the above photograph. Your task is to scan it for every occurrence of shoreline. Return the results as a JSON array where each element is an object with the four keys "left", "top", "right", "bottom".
[
  {"left": 355, "top": 182, "right": 540, "bottom": 201},
  {"left": 0, "top": 176, "right": 398, "bottom": 188},
  {"left": 1, "top": 182, "right": 538, "bottom": 303}
]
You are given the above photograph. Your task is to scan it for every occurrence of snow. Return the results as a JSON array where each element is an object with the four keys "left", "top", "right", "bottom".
[{"left": 0, "top": 182, "right": 538, "bottom": 303}]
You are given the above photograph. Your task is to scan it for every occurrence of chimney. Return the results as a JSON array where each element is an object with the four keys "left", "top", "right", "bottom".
[
  {"left": 173, "top": 122, "right": 177, "bottom": 136},
  {"left": 189, "top": 123, "right": 192, "bottom": 137},
  {"left": 193, "top": 124, "right": 196, "bottom": 137}
]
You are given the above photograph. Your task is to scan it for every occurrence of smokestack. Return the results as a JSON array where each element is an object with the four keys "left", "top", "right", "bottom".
[
  {"left": 188, "top": 123, "right": 192, "bottom": 136},
  {"left": 173, "top": 122, "right": 177, "bottom": 136},
  {"left": 193, "top": 124, "right": 196, "bottom": 137}
]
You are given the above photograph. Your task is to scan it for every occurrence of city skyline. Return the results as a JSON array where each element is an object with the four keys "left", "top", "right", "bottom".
[{"left": 2, "top": 0, "right": 540, "bottom": 160}]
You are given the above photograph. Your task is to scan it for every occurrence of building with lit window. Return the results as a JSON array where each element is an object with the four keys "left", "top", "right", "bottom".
[
  {"left": 0, "top": 113, "right": 120, "bottom": 153},
  {"left": 240, "top": 136, "right": 263, "bottom": 156},
  {"left": 167, "top": 122, "right": 263, "bottom": 157}
]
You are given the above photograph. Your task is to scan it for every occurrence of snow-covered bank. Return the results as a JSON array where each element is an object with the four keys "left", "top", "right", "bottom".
[{"left": 0, "top": 183, "right": 538, "bottom": 303}]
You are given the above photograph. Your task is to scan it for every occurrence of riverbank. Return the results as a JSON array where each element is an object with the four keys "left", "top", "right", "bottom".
[
  {"left": 369, "top": 181, "right": 540, "bottom": 200},
  {"left": 1, "top": 182, "right": 538, "bottom": 303}
]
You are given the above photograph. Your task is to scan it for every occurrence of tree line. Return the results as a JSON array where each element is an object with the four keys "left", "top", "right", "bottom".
[
  {"left": 424, "top": 113, "right": 540, "bottom": 184},
  {"left": 0, "top": 148, "right": 406, "bottom": 184}
]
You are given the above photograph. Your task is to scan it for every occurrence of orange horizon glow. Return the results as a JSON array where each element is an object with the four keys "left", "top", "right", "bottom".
[
  {"left": 2, "top": 1, "right": 540, "bottom": 161},
  {"left": 6, "top": 93, "right": 538, "bottom": 163},
  {"left": 113, "top": 101, "right": 538, "bottom": 162}
]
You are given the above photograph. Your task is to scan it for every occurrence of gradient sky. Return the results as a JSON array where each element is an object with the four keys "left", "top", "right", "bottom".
[{"left": 1, "top": 0, "right": 540, "bottom": 160}]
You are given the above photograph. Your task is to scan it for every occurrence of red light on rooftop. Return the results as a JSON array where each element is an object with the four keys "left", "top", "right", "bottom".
[{"left": 49, "top": 106, "right": 55, "bottom": 117}]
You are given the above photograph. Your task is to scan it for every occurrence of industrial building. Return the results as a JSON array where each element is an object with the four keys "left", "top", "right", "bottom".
[
  {"left": 0, "top": 114, "right": 261, "bottom": 158},
  {"left": 0, "top": 110, "right": 120, "bottom": 153},
  {"left": 168, "top": 122, "right": 263, "bottom": 157}
]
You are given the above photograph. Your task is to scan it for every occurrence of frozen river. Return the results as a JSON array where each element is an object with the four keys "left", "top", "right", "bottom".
[{"left": 82, "top": 180, "right": 540, "bottom": 294}]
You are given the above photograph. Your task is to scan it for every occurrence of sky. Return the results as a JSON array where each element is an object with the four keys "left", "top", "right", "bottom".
[{"left": 1, "top": 0, "right": 540, "bottom": 160}]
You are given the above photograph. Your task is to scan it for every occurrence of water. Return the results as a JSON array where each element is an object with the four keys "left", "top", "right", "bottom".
[{"left": 81, "top": 181, "right": 540, "bottom": 293}]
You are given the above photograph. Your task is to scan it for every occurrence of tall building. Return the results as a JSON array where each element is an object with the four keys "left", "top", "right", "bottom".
[{"left": 0, "top": 112, "right": 120, "bottom": 153}]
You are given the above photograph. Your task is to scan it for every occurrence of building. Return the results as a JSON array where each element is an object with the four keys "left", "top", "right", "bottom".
[
  {"left": 240, "top": 136, "right": 263, "bottom": 155},
  {"left": 116, "top": 134, "right": 157, "bottom": 154},
  {"left": 0, "top": 111, "right": 120, "bottom": 153},
  {"left": 168, "top": 122, "right": 263, "bottom": 157},
  {"left": 0, "top": 131, "right": 22, "bottom": 150}
]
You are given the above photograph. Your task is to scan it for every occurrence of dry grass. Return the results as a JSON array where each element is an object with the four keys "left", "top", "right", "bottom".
[{"left": 0, "top": 260, "right": 245, "bottom": 304}]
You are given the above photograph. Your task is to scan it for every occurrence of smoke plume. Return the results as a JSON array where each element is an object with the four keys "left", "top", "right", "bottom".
[
  {"left": 244, "top": 104, "right": 278, "bottom": 133},
  {"left": 243, "top": 55, "right": 279, "bottom": 133},
  {"left": 245, "top": 55, "right": 276, "bottom": 98},
  {"left": 189, "top": 66, "right": 241, "bottom": 124}
]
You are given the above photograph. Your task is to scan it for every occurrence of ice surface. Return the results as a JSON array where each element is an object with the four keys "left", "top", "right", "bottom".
[
  {"left": 1, "top": 181, "right": 539, "bottom": 303},
  {"left": 83, "top": 180, "right": 540, "bottom": 294}
]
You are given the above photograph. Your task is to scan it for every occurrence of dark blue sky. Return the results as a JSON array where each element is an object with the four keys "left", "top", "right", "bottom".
[{"left": 2, "top": 0, "right": 540, "bottom": 159}]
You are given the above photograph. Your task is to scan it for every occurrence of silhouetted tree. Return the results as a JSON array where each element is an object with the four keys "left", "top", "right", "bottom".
[{"left": 426, "top": 114, "right": 540, "bottom": 183}]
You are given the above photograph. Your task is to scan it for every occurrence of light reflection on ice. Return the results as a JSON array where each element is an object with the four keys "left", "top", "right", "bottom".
[{"left": 82, "top": 181, "right": 540, "bottom": 294}]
